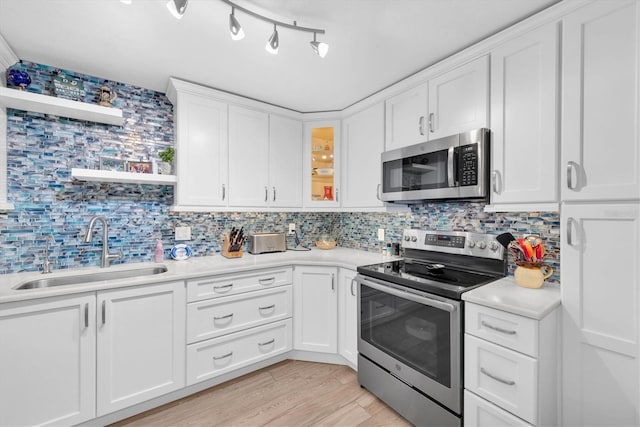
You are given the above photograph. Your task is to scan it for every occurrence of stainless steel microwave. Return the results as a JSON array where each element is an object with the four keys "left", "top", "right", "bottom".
[{"left": 381, "top": 128, "right": 490, "bottom": 203}]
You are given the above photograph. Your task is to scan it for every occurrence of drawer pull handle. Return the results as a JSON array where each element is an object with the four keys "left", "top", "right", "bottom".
[
  {"left": 480, "top": 368, "right": 516, "bottom": 386},
  {"left": 258, "top": 339, "right": 275, "bottom": 347},
  {"left": 214, "top": 313, "right": 234, "bottom": 321},
  {"left": 481, "top": 321, "right": 516, "bottom": 335},
  {"left": 258, "top": 304, "right": 275, "bottom": 311},
  {"left": 258, "top": 277, "right": 276, "bottom": 285},
  {"left": 213, "top": 351, "right": 233, "bottom": 361},
  {"left": 214, "top": 283, "right": 233, "bottom": 292}
]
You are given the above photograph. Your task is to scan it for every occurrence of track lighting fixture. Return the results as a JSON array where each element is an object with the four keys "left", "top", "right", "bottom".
[
  {"left": 229, "top": 7, "right": 245, "bottom": 40},
  {"left": 167, "top": 0, "right": 188, "bottom": 20},
  {"left": 266, "top": 25, "right": 279, "bottom": 55},
  {"left": 310, "top": 33, "right": 329, "bottom": 58},
  {"left": 219, "top": 0, "right": 328, "bottom": 58}
]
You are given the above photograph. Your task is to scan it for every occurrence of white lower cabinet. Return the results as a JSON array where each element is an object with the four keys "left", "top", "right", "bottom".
[
  {"left": 464, "top": 302, "right": 558, "bottom": 426},
  {"left": 0, "top": 281, "right": 186, "bottom": 425},
  {"left": 0, "top": 294, "right": 97, "bottom": 426},
  {"left": 338, "top": 268, "right": 358, "bottom": 366},
  {"left": 293, "top": 266, "right": 338, "bottom": 353},
  {"left": 96, "top": 282, "right": 186, "bottom": 416},
  {"left": 187, "top": 319, "right": 292, "bottom": 385},
  {"left": 185, "top": 267, "right": 294, "bottom": 386},
  {"left": 464, "top": 390, "right": 533, "bottom": 427}
]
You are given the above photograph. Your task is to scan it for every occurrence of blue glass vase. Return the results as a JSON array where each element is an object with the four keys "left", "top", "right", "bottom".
[{"left": 6, "top": 69, "right": 31, "bottom": 90}]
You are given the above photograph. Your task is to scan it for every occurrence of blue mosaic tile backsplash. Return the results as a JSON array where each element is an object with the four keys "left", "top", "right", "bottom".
[{"left": 1, "top": 60, "right": 560, "bottom": 282}]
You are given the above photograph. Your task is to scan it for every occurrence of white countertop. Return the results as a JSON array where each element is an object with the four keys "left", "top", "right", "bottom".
[
  {"left": 462, "top": 276, "right": 561, "bottom": 320},
  {"left": 0, "top": 248, "right": 395, "bottom": 304}
]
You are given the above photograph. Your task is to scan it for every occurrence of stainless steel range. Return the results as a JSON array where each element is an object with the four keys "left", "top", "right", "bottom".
[{"left": 356, "top": 229, "right": 506, "bottom": 427}]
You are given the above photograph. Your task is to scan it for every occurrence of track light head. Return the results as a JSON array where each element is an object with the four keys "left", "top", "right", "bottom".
[
  {"left": 167, "top": 0, "right": 188, "bottom": 19},
  {"left": 229, "top": 7, "right": 245, "bottom": 40},
  {"left": 266, "top": 25, "right": 279, "bottom": 54},
  {"left": 310, "top": 33, "right": 329, "bottom": 58}
]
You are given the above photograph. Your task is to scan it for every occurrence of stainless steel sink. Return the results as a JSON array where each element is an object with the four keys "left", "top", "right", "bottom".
[{"left": 13, "top": 266, "right": 168, "bottom": 290}]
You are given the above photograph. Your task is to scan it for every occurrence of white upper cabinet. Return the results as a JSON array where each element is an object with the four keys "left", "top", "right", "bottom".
[
  {"left": 427, "top": 56, "right": 489, "bottom": 139},
  {"left": 269, "top": 114, "right": 303, "bottom": 208},
  {"left": 304, "top": 120, "right": 341, "bottom": 208},
  {"left": 228, "top": 106, "right": 270, "bottom": 207},
  {"left": 384, "top": 56, "right": 489, "bottom": 152},
  {"left": 168, "top": 81, "right": 229, "bottom": 209},
  {"left": 342, "top": 102, "right": 385, "bottom": 208},
  {"left": 385, "top": 83, "right": 429, "bottom": 151},
  {"left": 489, "top": 22, "right": 560, "bottom": 208},
  {"left": 229, "top": 108, "right": 302, "bottom": 208},
  {"left": 561, "top": 0, "right": 640, "bottom": 202}
]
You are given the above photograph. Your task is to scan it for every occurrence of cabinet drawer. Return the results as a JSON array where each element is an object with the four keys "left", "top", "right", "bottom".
[
  {"left": 187, "top": 267, "right": 292, "bottom": 302},
  {"left": 466, "top": 303, "right": 539, "bottom": 356},
  {"left": 464, "top": 390, "right": 533, "bottom": 427},
  {"left": 465, "top": 335, "right": 538, "bottom": 424},
  {"left": 187, "top": 286, "right": 292, "bottom": 344},
  {"left": 186, "top": 318, "right": 292, "bottom": 385}
]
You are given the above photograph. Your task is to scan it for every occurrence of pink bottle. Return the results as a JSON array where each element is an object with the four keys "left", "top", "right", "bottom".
[{"left": 154, "top": 240, "right": 164, "bottom": 263}]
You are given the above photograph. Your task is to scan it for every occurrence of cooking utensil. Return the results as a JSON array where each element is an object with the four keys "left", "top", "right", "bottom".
[{"left": 496, "top": 232, "right": 516, "bottom": 249}]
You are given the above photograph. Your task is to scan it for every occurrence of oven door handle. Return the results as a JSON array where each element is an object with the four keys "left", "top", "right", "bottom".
[{"left": 358, "top": 277, "right": 457, "bottom": 313}]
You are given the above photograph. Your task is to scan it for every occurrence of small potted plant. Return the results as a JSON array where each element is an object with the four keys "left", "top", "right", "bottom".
[{"left": 158, "top": 147, "right": 174, "bottom": 175}]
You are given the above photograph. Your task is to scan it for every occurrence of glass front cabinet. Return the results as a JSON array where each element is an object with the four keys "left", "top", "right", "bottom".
[{"left": 304, "top": 120, "right": 341, "bottom": 208}]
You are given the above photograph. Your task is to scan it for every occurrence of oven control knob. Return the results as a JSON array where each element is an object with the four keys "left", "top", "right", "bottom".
[
  {"left": 489, "top": 241, "right": 499, "bottom": 251},
  {"left": 476, "top": 241, "right": 487, "bottom": 249},
  {"left": 410, "top": 236, "right": 418, "bottom": 242},
  {"left": 404, "top": 235, "right": 411, "bottom": 241},
  {"left": 467, "top": 240, "right": 475, "bottom": 248}
]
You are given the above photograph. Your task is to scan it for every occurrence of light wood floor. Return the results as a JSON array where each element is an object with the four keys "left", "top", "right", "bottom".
[{"left": 110, "top": 360, "right": 412, "bottom": 427}]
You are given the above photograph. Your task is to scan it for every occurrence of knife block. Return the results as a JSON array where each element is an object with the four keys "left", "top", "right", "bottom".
[{"left": 221, "top": 234, "right": 243, "bottom": 259}]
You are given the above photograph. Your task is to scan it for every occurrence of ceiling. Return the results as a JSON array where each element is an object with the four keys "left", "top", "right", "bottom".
[{"left": 0, "top": 0, "right": 559, "bottom": 113}]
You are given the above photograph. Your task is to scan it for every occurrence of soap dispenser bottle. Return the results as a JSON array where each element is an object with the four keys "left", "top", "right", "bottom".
[{"left": 154, "top": 240, "right": 164, "bottom": 263}]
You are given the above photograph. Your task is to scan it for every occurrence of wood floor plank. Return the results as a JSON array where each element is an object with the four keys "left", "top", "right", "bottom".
[{"left": 111, "top": 360, "right": 411, "bottom": 427}]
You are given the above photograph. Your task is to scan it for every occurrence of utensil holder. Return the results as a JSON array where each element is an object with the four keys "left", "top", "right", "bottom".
[
  {"left": 221, "top": 234, "right": 243, "bottom": 259},
  {"left": 514, "top": 263, "right": 553, "bottom": 289}
]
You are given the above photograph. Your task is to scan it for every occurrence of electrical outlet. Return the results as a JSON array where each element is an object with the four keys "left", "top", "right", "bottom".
[
  {"left": 175, "top": 226, "right": 191, "bottom": 241},
  {"left": 377, "top": 228, "right": 385, "bottom": 241},
  {"left": 288, "top": 223, "right": 296, "bottom": 235}
]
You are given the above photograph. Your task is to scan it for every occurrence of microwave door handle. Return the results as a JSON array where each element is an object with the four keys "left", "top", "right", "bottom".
[
  {"left": 447, "top": 146, "right": 455, "bottom": 187},
  {"left": 358, "top": 277, "right": 456, "bottom": 313}
]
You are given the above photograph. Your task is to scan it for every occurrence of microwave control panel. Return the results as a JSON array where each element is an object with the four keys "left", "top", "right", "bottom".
[{"left": 459, "top": 144, "right": 478, "bottom": 186}]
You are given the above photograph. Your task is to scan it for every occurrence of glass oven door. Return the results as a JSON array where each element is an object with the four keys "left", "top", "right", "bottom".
[{"left": 357, "top": 275, "right": 462, "bottom": 414}]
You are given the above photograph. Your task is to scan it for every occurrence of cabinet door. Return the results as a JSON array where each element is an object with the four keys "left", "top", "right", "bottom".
[
  {"left": 342, "top": 103, "right": 385, "bottom": 208},
  {"left": 304, "top": 120, "right": 341, "bottom": 208},
  {"left": 338, "top": 268, "right": 358, "bottom": 366},
  {"left": 269, "top": 114, "right": 302, "bottom": 207},
  {"left": 490, "top": 22, "right": 559, "bottom": 205},
  {"left": 561, "top": 203, "right": 640, "bottom": 426},
  {"left": 228, "top": 106, "right": 269, "bottom": 207},
  {"left": 384, "top": 83, "right": 428, "bottom": 151},
  {"left": 0, "top": 294, "right": 96, "bottom": 426},
  {"left": 428, "top": 56, "right": 489, "bottom": 139},
  {"left": 293, "top": 266, "right": 338, "bottom": 353},
  {"left": 562, "top": 1, "right": 640, "bottom": 201},
  {"left": 175, "top": 92, "right": 228, "bottom": 207},
  {"left": 97, "top": 282, "right": 186, "bottom": 416}
]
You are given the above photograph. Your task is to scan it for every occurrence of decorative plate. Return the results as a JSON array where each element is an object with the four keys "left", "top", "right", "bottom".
[{"left": 170, "top": 244, "right": 192, "bottom": 261}]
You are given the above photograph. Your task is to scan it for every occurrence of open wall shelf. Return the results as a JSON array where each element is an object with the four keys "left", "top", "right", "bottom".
[
  {"left": 0, "top": 87, "right": 124, "bottom": 126},
  {"left": 71, "top": 168, "right": 176, "bottom": 185}
]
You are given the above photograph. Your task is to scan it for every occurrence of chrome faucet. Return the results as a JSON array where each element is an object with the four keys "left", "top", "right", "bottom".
[
  {"left": 42, "top": 234, "right": 54, "bottom": 274},
  {"left": 84, "top": 216, "right": 122, "bottom": 268}
]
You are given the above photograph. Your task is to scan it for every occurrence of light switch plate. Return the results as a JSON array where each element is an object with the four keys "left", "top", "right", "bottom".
[
  {"left": 288, "top": 223, "right": 296, "bottom": 234},
  {"left": 377, "top": 228, "right": 385, "bottom": 241},
  {"left": 175, "top": 226, "right": 191, "bottom": 241}
]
